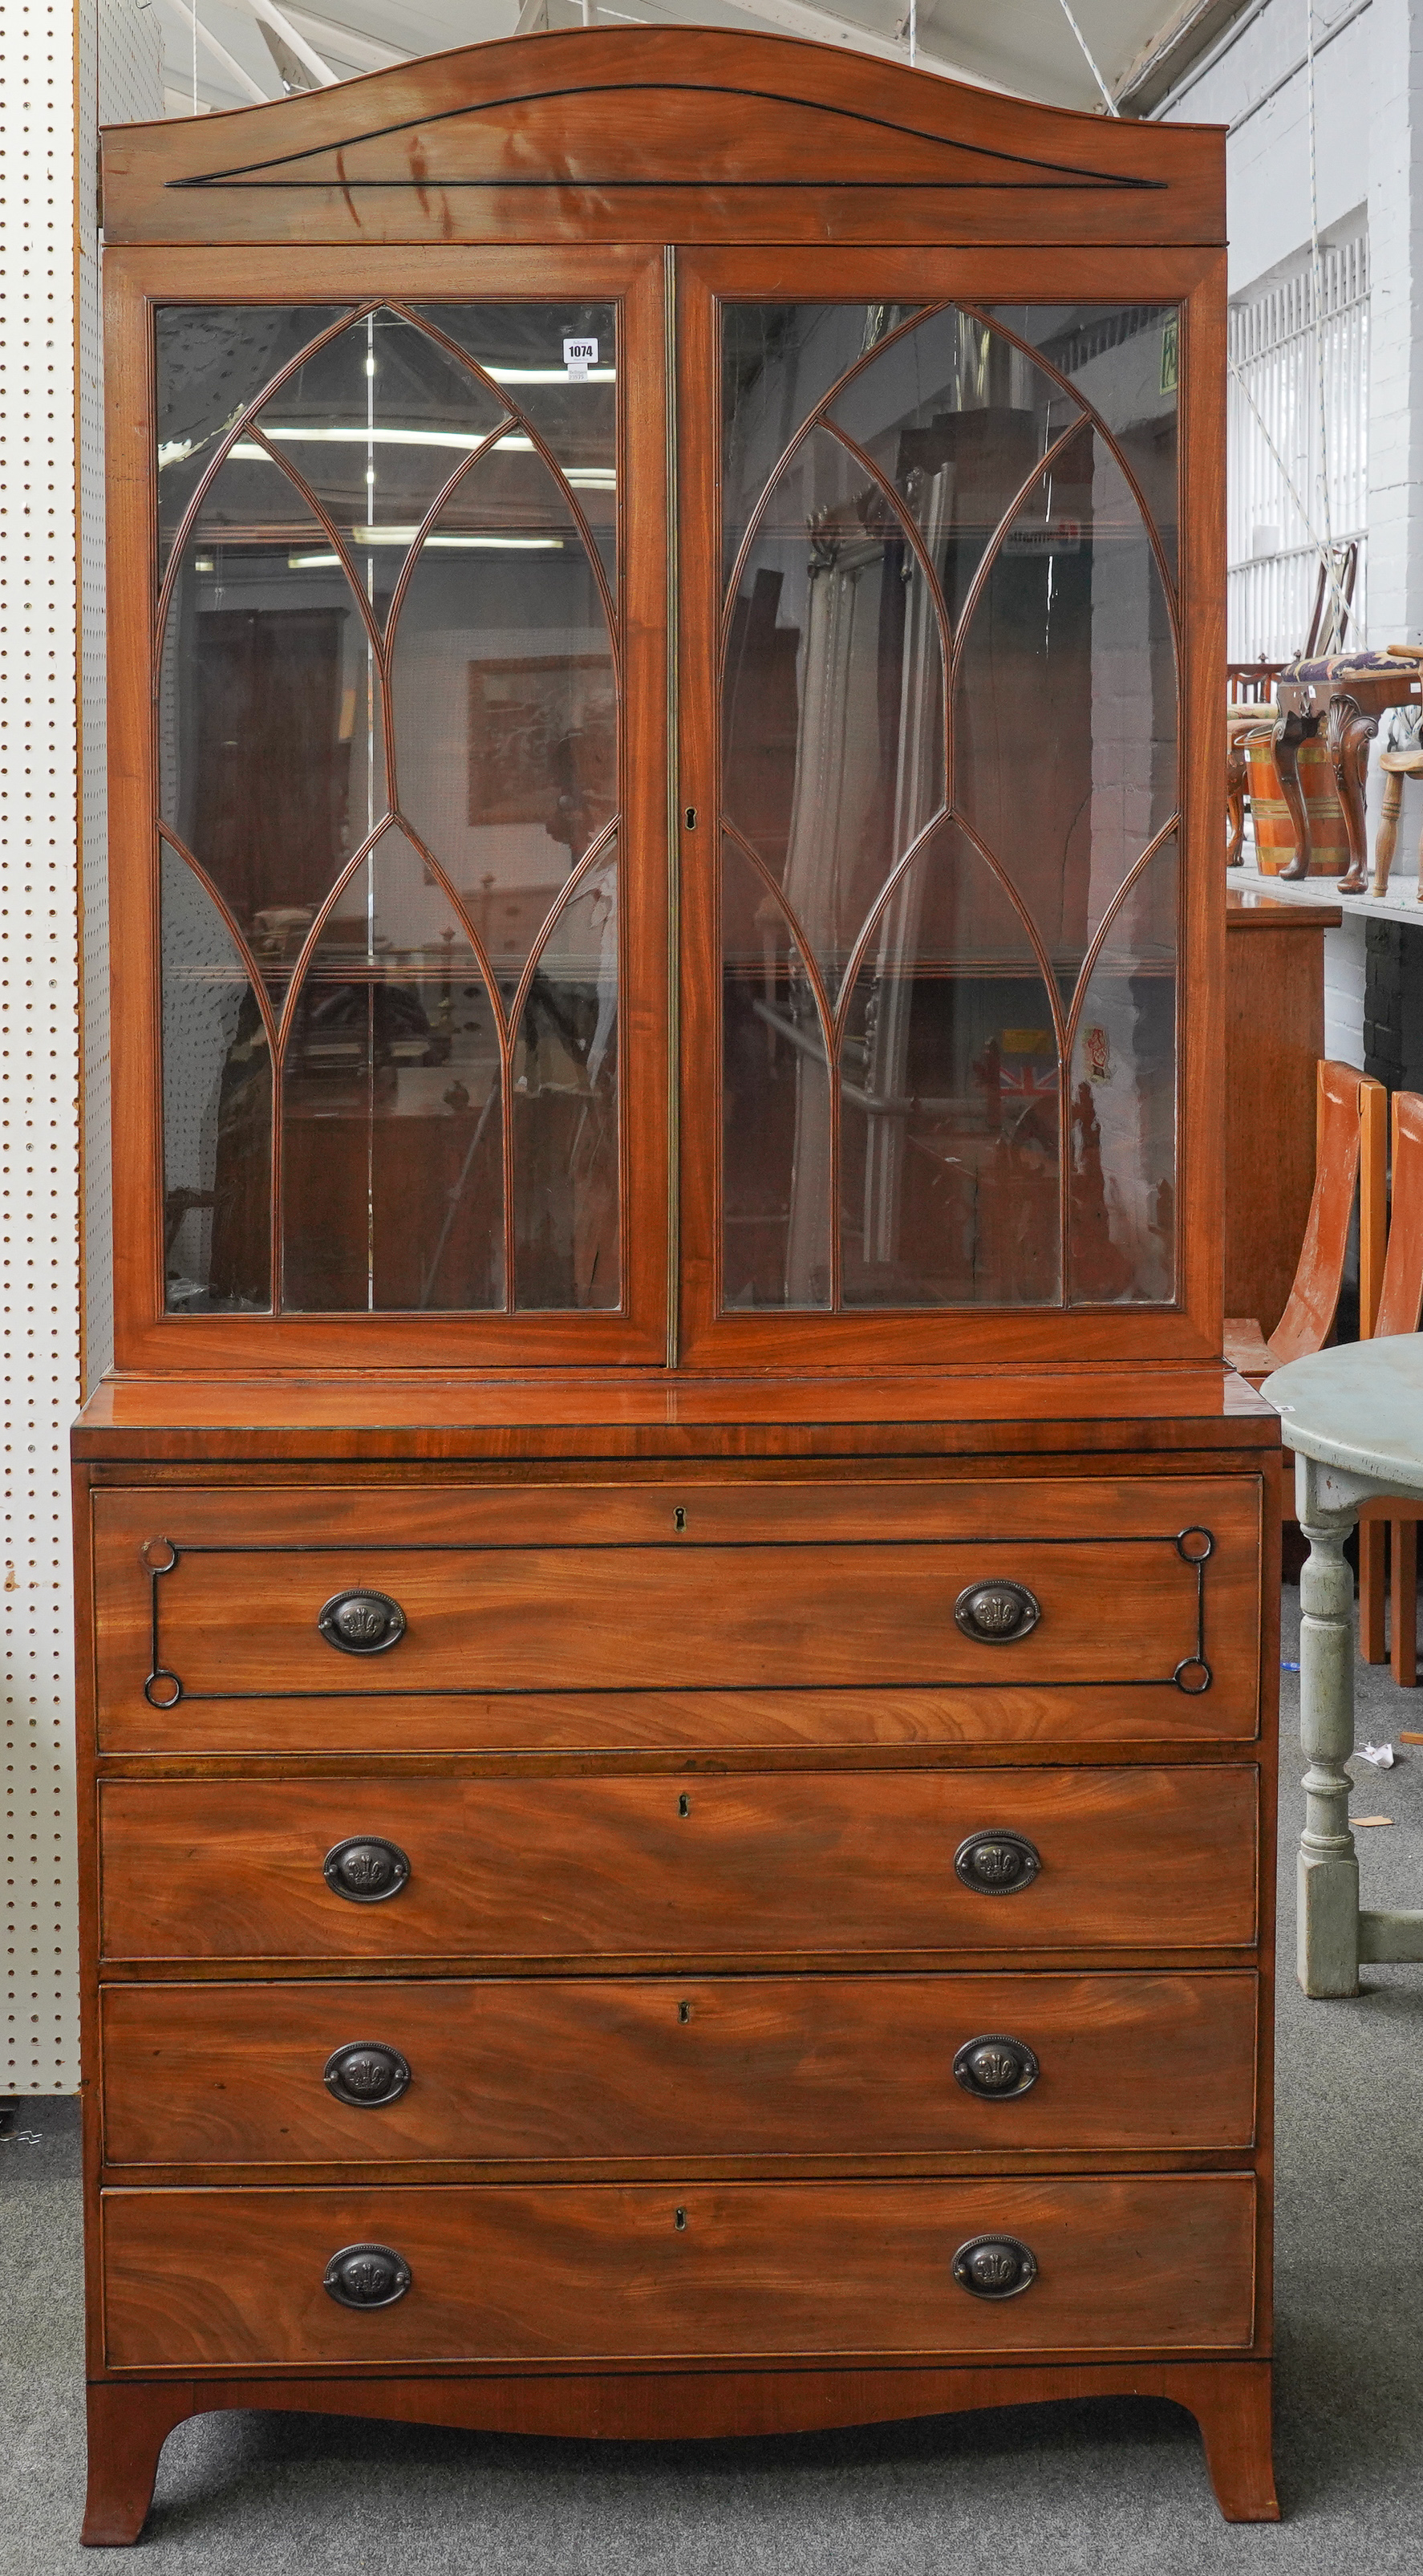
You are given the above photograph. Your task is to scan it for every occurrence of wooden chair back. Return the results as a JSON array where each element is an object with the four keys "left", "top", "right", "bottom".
[
  {"left": 1303, "top": 542, "right": 1360, "bottom": 659},
  {"left": 1268, "top": 1060, "right": 1386, "bottom": 1367},
  {"left": 1374, "top": 1090, "right": 1423, "bottom": 1339}
]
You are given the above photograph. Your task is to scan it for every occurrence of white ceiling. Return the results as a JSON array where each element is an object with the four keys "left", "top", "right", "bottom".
[{"left": 152, "top": 0, "right": 1232, "bottom": 124}]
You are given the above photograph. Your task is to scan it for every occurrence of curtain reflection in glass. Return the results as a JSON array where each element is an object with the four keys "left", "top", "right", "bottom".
[
  {"left": 512, "top": 850, "right": 619, "bottom": 1310},
  {"left": 1068, "top": 837, "right": 1177, "bottom": 1304},
  {"left": 722, "top": 837, "right": 832, "bottom": 1309},
  {"left": 281, "top": 829, "right": 503, "bottom": 1312},
  {"left": 839, "top": 824, "right": 1060, "bottom": 1307},
  {"left": 160, "top": 844, "right": 272, "bottom": 1313},
  {"left": 724, "top": 426, "right": 943, "bottom": 997},
  {"left": 720, "top": 298, "right": 1181, "bottom": 1312}
]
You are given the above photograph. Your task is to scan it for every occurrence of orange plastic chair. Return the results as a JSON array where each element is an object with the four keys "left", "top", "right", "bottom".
[
  {"left": 1225, "top": 1059, "right": 1386, "bottom": 1380},
  {"left": 1224, "top": 1061, "right": 1387, "bottom": 1519},
  {"left": 1358, "top": 1091, "right": 1423, "bottom": 1686}
]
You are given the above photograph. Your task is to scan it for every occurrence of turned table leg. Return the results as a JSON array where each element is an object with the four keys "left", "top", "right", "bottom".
[
  {"left": 81, "top": 2381, "right": 193, "bottom": 2546},
  {"left": 1296, "top": 1460, "right": 1361, "bottom": 1998},
  {"left": 1373, "top": 764, "right": 1405, "bottom": 898}
]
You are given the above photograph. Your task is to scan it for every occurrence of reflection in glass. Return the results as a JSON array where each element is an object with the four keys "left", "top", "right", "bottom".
[
  {"left": 724, "top": 426, "right": 943, "bottom": 997},
  {"left": 1068, "top": 838, "right": 1177, "bottom": 1304},
  {"left": 280, "top": 828, "right": 503, "bottom": 1312},
  {"left": 156, "top": 305, "right": 347, "bottom": 572},
  {"left": 839, "top": 823, "right": 1060, "bottom": 1306},
  {"left": 248, "top": 309, "right": 510, "bottom": 623},
  {"left": 511, "top": 851, "right": 620, "bottom": 1310},
  {"left": 160, "top": 843, "right": 272, "bottom": 1314},
  {"left": 722, "top": 303, "right": 921, "bottom": 584},
  {"left": 158, "top": 444, "right": 387, "bottom": 934},
  {"left": 722, "top": 837, "right": 832, "bottom": 1309},
  {"left": 391, "top": 455, "right": 616, "bottom": 984},
  {"left": 829, "top": 304, "right": 1081, "bottom": 623},
  {"left": 954, "top": 421, "right": 1176, "bottom": 981},
  {"left": 415, "top": 302, "right": 618, "bottom": 586},
  {"left": 990, "top": 305, "right": 1180, "bottom": 589}
]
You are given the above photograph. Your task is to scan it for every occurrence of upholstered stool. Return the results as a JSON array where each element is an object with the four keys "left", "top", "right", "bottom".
[{"left": 1275, "top": 647, "right": 1423, "bottom": 890}]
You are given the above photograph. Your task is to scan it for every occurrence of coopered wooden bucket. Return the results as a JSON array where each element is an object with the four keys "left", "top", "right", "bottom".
[{"left": 1243, "top": 724, "right": 1349, "bottom": 875}]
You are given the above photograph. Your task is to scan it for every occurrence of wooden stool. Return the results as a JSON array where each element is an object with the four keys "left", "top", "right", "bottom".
[{"left": 1372, "top": 746, "right": 1423, "bottom": 898}]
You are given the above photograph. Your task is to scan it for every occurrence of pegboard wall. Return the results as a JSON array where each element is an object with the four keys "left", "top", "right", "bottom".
[{"left": 0, "top": 0, "right": 159, "bottom": 2096}]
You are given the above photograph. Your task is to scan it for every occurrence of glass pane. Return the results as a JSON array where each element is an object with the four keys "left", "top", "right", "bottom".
[
  {"left": 723, "top": 426, "right": 944, "bottom": 999},
  {"left": 954, "top": 420, "right": 1177, "bottom": 984},
  {"left": 415, "top": 302, "right": 618, "bottom": 586},
  {"left": 721, "top": 838, "right": 831, "bottom": 1311},
  {"left": 829, "top": 306, "right": 1082, "bottom": 624},
  {"left": 1068, "top": 836, "right": 1177, "bottom": 1304},
  {"left": 991, "top": 305, "right": 1180, "bottom": 590},
  {"left": 247, "top": 308, "right": 511, "bottom": 625},
  {"left": 390, "top": 451, "right": 616, "bottom": 983},
  {"left": 722, "top": 303, "right": 922, "bottom": 586},
  {"left": 156, "top": 304, "right": 346, "bottom": 572},
  {"left": 158, "top": 445, "right": 387, "bottom": 935},
  {"left": 512, "top": 850, "right": 620, "bottom": 1311},
  {"left": 839, "top": 821, "right": 1060, "bottom": 1308},
  {"left": 280, "top": 828, "right": 504, "bottom": 1312},
  {"left": 160, "top": 843, "right": 272, "bottom": 1314}
]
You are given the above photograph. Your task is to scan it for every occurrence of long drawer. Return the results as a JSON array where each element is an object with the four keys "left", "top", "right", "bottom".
[
  {"left": 100, "top": 2176, "right": 1259, "bottom": 2369},
  {"left": 100, "top": 1972, "right": 1259, "bottom": 2165},
  {"left": 91, "top": 1476, "right": 1263, "bottom": 1751},
  {"left": 97, "top": 1769, "right": 1259, "bottom": 1962}
]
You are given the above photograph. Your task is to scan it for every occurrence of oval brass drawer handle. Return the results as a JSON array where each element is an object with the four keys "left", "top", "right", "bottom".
[
  {"left": 953, "top": 2034, "right": 1040, "bottom": 2099},
  {"left": 952, "top": 2233, "right": 1038, "bottom": 2300},
  {"left": 323, "top": 2041, "right": 411, "bottom": 2107},
  {"left": 322, "top": 1836, "right": 411, "bottom": 1904},
  {"left": 318, "top": 1588, "right": 407, "bottom": 1654},
  {"left": 954, "top": 1830, "right": 1041, "bottom": 1893},
  {"left": 322, "top": 2243, "right": 411, "bottom": 2309},
  {"left": 953, "top": 1580, "right": 1040, "bottom": 1643}
]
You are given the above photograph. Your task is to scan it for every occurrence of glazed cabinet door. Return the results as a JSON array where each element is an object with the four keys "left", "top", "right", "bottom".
[
  {"left": 108, "top": 247, "right": 669, "bottom": 1367},
  {"left": 675, "top": 251, "right": 1221, "bottom": 1368}
]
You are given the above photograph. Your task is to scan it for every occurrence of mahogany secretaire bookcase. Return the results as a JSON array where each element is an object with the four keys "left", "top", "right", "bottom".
[{"left": 75, "top": 30, "right": 1282, "bottom": 2540}]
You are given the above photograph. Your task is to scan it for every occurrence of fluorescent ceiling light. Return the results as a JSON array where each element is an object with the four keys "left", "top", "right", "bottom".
[
  {"left": 482, "top": 366, "right": 615, "bottom": 384},
  {"left": 232, "top": 427, "right": 503, "bottom": 455},
  {"left": 284, "top": 533, "right": 566, "bottom": 567}
]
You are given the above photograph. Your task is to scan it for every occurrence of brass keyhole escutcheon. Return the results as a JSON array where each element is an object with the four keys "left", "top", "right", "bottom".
[
  {"left": 678, "top": 1792, "right": 691, "bottom": 1817},
  {"left": 673, "top": 1506, "right": 687, "bottom": 1531}
]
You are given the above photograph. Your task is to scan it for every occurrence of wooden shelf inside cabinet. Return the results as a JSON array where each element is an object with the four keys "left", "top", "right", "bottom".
[{"left": 77, "top": 30, "right": 1276, "bottom": 2550}]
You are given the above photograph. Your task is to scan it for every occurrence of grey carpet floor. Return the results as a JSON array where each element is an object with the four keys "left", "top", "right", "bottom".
[{"left": 6, "top": 1588, "right": 1423, "bottom": 2572}]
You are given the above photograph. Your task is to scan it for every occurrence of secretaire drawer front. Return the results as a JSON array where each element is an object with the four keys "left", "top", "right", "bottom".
[
  {"left": 97, "top": 1769, "right": 1259, "bottom": 1962},
  {"left": 91, "top": 1478, "right": 1263, "bottom": 1748},
  {"left": 100, "top": 1972, "right": 1259, "bottom": 2166},
  {"left": 101, "top": 2176, "right": 1259, "bottom": 2369}
]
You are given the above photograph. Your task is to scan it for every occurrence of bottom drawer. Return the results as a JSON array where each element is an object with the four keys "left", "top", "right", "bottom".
[{"left": 102, "top": 2176, "right": 1258, "bottom": 2369}]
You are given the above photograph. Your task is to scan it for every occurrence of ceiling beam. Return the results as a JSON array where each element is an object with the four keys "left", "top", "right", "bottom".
[{"left": 1114, "top": 0, "right": 1257, "bottom": 117}]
